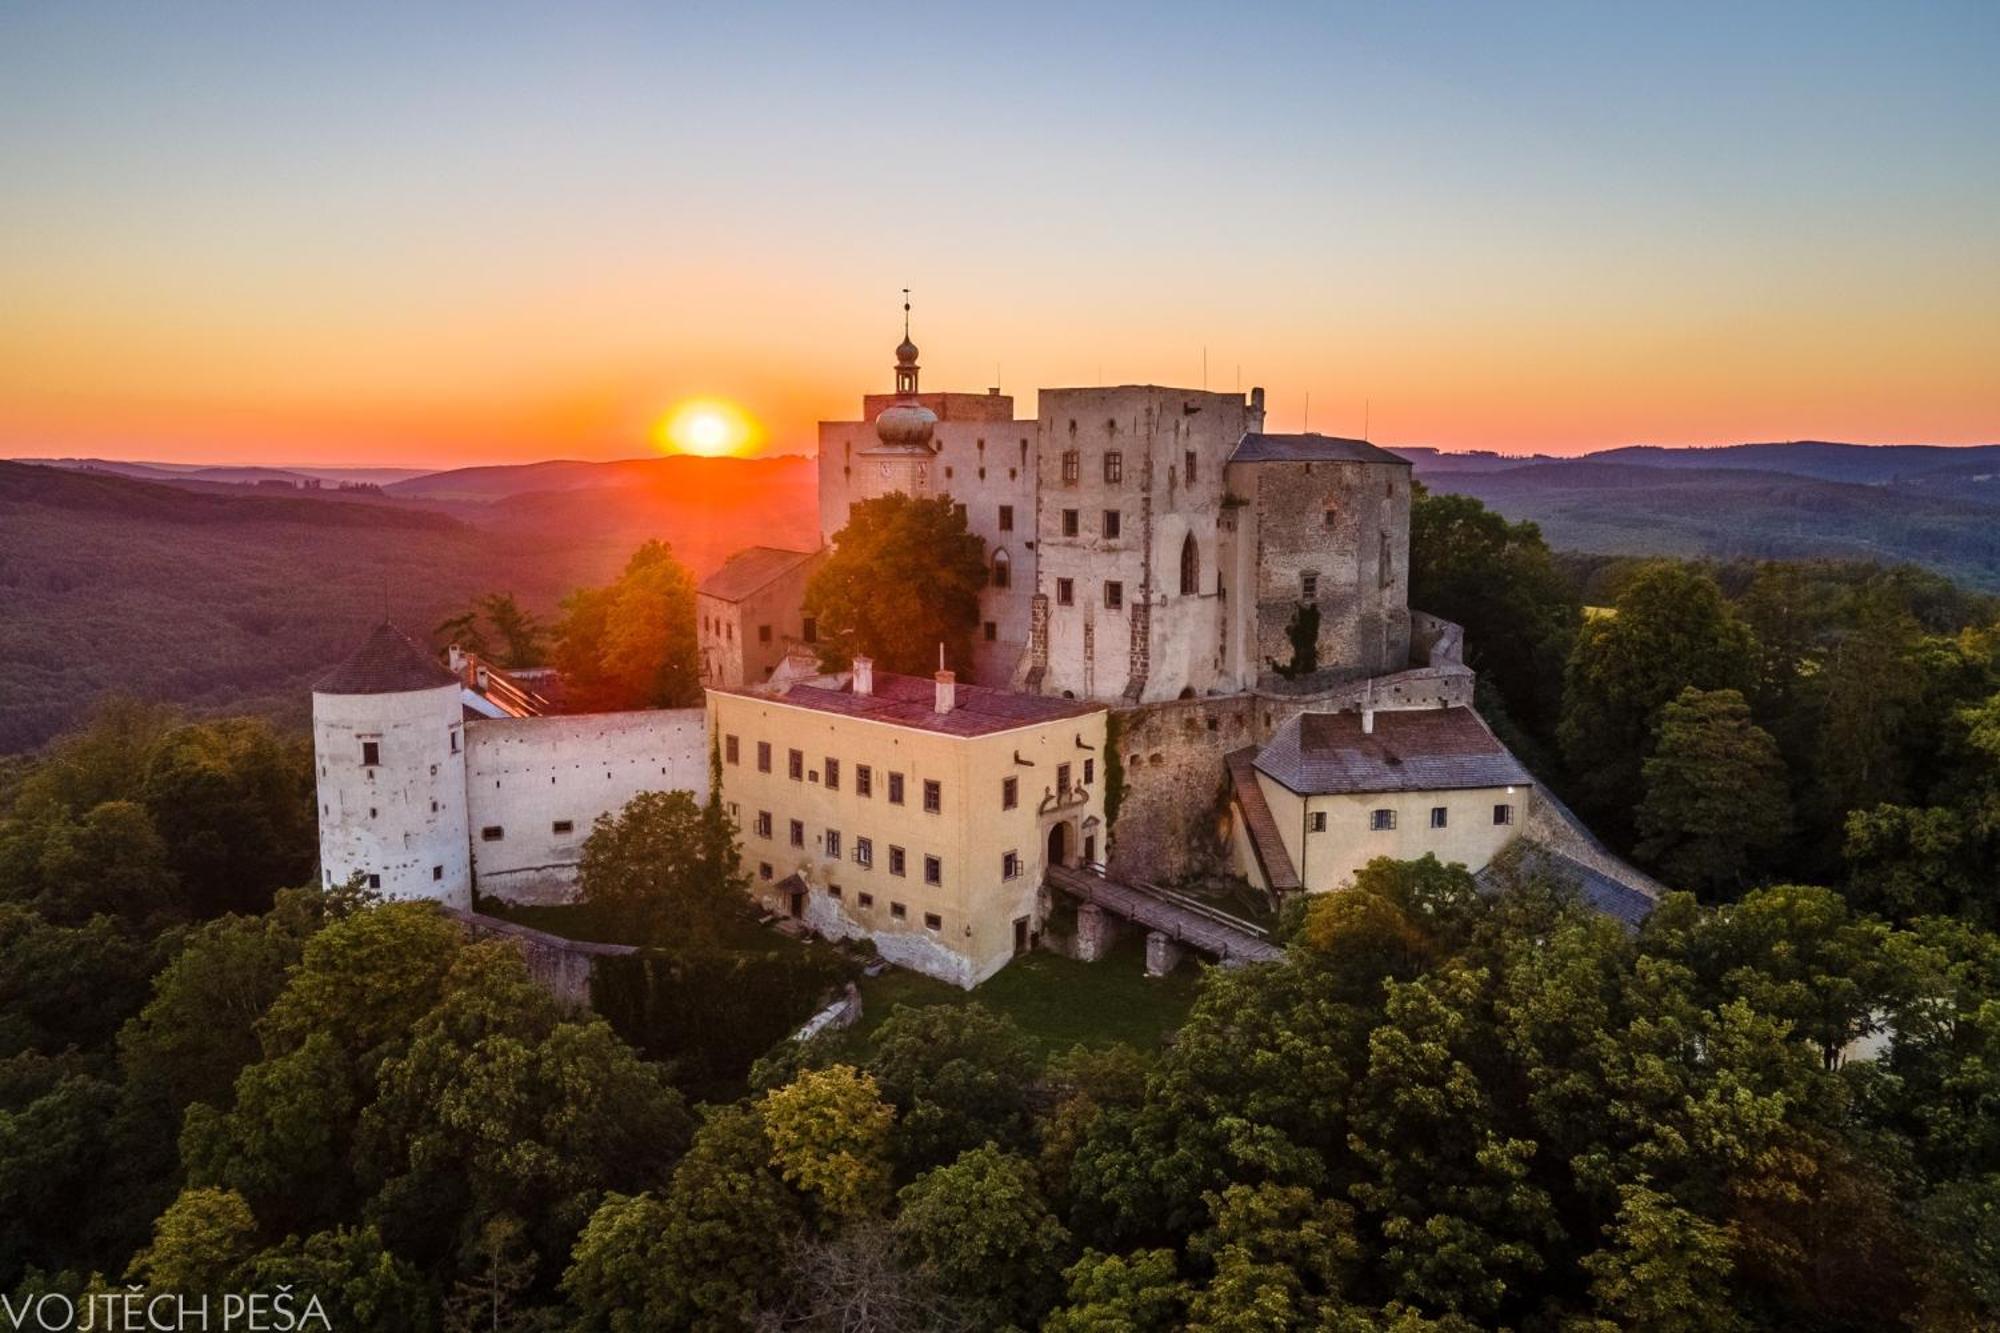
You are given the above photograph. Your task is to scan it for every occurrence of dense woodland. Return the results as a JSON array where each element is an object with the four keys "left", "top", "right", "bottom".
[{"left": 0, "top": 478, "right": 1997, "bottom": 1327}]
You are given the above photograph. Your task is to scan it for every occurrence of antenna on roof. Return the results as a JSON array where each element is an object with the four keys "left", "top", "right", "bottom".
[{"left": 938, "top": 642, "right": 946, "bottom": 671}]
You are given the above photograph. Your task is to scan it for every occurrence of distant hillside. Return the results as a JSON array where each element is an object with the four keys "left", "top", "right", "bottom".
[
  {"left": 1588, "top": 441, "right": 2000, "bottom": 485},
  {"left": 11, "top": 457, "right": 432, "bottom": 487},
  {"left": 1419, "top": 459, "right": 2000, "bottom": 590},
  {"left": 0, "top": 456, "right": 819, "bottom": 753}
]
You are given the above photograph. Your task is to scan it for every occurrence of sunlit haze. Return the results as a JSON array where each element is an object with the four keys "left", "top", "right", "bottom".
[{"left": 2, "top": 2, "right": 1995, "bottom": 467}]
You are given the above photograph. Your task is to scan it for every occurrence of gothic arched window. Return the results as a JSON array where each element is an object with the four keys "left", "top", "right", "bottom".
[
  {"left": 991, "top": 549, "right": 1011, "bottom": 589},
  {"left": 1179, "top": 533, "right": 1199, "bottom": 595}
]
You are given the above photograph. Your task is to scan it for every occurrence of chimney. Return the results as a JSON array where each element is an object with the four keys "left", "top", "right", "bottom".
[
  {"left": 1362, "top": 707, "right": 1375, "bottom": 735},
  {"left": 1249, "top": 385, "right": 1266, "bottom": 431},
  {"left": 934, "top": 669, "right": 956, "bottom": 715},
  {"left": 852, "top": 656, "right": 874, "bottom": 697}
]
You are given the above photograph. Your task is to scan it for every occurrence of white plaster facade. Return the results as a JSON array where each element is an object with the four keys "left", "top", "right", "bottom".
[{"left": 314, "top": 681, "right": 472, "bottom": 908}]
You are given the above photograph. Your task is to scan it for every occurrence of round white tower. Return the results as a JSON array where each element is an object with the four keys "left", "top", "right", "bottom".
[{"left": 312, "top": 622, "right": 471, "bottom": 908}]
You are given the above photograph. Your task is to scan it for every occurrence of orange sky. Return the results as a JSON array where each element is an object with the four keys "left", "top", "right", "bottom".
[{"left": 3, "top": 5, "right": 1995, "bottom": 468}]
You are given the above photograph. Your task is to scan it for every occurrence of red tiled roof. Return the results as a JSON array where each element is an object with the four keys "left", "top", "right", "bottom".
[
  {"left": 1255, "top": 706, "right": 1531, "bottom": 795},
  {"left": 712, "top": 671, "right": 1103, "bottom": 739},
  {"left": 1226, "top": 748, "right": 1301, "bottom": 892}
]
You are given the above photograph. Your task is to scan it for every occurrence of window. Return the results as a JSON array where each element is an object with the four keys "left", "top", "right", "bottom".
[
  {"left": 1104, "top": 510, "right": 1124, "bottom": 541},
  {"left": 553, "top": 819, "right": 574, "bottom": 835},
  {"left": 481, "top": 825, "right": 504, "bottom": 841},
  {"left": 856, "top": 765, "right": 873, "bottom": 797},
  {"left": 450, "top": 730, "right": 460, "bottom": 754},
  {"left": 1324, "top": 507, "right": 1338, "bottom": 528},
  {"left": 755, "top": 810, "right": 772, "bottom": 838},
  {"left": 1061, "top": 509, "right": 1079, "bottom": 537},
  {"left": 1301, "top": 571, "right": 1319, "bottom": 600},
  {"left": 367, "top": 873, "right": 381, "bottom": 890},
  {"left": 998, "top": 504, "right": 1014, "bottom": 531},
  {"left": 891, "top": 902, "right": 908, "bottom": 921},
  {"left": 1180, "top": 534, "right": 1199, "bottom": 595},
  {"left": 1371, "top": 809, "right": 1397, "bottom": 831},
  {"left": 858, "top": 891, "right": 874, "bottom": 908},
  {"left": 1104, "top": 581, "right": 1123, "bottom": 610},
  {"left": 1056, "top": 578, "right": 1074, "bottom": 606},
  {"left": 888, "top": 773, "right": 905, "bottom": 805},
  {"left": 825, "top": 828, "right": 841, "bottom": 859},
  {"left": 984, "top": 621, "right": 998, "bottom": 642},
  {"left": 827, "top": 884, "right": 843, "bottom": 900},
  {"left": 1104, "top": 451, "right": 1123, "bottom": 483},
  {"left": 855, "top": 837, "right": 873, "bottom": 868},
  {"left": 1431, "top": 806, "right": 1449, "bottom": 829},
  {"left": 758, "top": 624, "right": 773, "bottom": 643},
  {"left": 759, "top": 863, "right": 773, "bottom": 881},
  {"left": 1084, "top": 758, "right": 1095, "bottom": 785},
  {"left": 1003, "top": 775, "right": 1018, "bottom": 810},
  {"left": 1493, "top": 803, "right": 1515, "bottom": 826},
  {"left": 991, "top": 549, "right": 1011, "bottom": 588},
  {"left": 1003, "top": 850, "right": 1021, "bottom": 879},
  {"left": 725, "top": 734, "right": 739, "bottom": 764},
  {"left": 923, "top": 779, "right": 941, "bottom": 814},
  {"left": 924, "top": 912, "right": 942, "bottom": 931},
  {"left": 1057, "top": 762, "right": 1073, "bottom": 795},
  {"left": 1062, "top": 449, "right": 1079, "bottom": 483},
  {"left": 1186, "top": 449, "right": 1198, "bottom": 485},
  {"left": 433, "top": 865, "right": 443, "bottom": 881},
  {"left": 889, "top": 846, "right": 907, "bottom": 877},
  {"left": 789, "top": 819, "right": 804, "bottom": 848},
  {"left": 1310, "top": 812, "right": 1327, "bottom": 832},
  {"left": 788, "top": 749, "right": 803, "bottom": 781},
  {"left": 924, "top": 855, "right": 942, "bottom": 886},
  {"left": 757, "top": 741, "right": 772, "bottom": 773},
  {"left": 802, "top": 616, "right": 817, "bottom": 644},
  {"left": 361, "top": 740, "right": 380, "bottom": 766},
  {"left": 824, "top": 757, "right": 840, "bottom": 791}
]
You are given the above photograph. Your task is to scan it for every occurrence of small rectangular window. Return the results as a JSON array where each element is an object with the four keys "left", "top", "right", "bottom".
[
  {"left": 984, "top": 621, "right": 998, "bottom": 642},
  {"left": 449, "top": 730, "right": 460, "bottom": 754},
  {"left": 757, "top": 741, "right": 772, "bottom": 773},
  {"left": 858, "top": 891, "right": 874, "bottom": 908},
  {"left": 788, "top": 749, "right": 803, "bottom": 781},
  {"left": 1431, "top": 807, "right": 1449, "bottom": 829},
  {"left": 756, "top": 810, "right": 772, "bottom": 838},
  {"left": 998, "top": 504, "right": 1014, "bottom": 531},
  {"left": 759, "top": 624, "right": 773, "bottom": 643},
  {"left": 825, "top": 828, "right": 841, "bottom": 859},
  {"left": 1301, "top": 572, "right": 1319, "bottom": 601},
  {"left": 1056, "top": 762, "right": 1072, "bottom": 794},
  {"left": 855, "top": 837, "right": 873, "bottom": 868},
  {"left": 789, "top": 819, "right": 804, "bottom": 848},
  {"left": 828, "top": 884, "right": 844, "bottom": 900},
  {"left": 1083, "top": 758, "right": 1095, "bottom": 785},
  {"left": 1324, "top": 508, "right": 1338, "bottom": 528},
  {"left": 725, "top": 734, "right": 739, "bottom": 764},
  {"left": 481, "top": 825, "right": 504, "bottom": 841},
  {"left": 1371, "top": 809, "right": 1397, "bottom": 832},
  {"left": 1103, "top": 509, "right": 1121, "bottom": 539},
  {"left": 824, "top": 757, "right": 840, "bottom": 791},
  {"left": 923, "top": 779, "right": 941, "bottom": 814},
  {"left": 432, "top": 865, "right": 443, "bottom": 881},
  {"left": 1494, "top": 804, "right": 1515, "bottom": 826},
  {"left": 1062, "top": 449, "right": 1079, "bottom": 483},
  {"left": 1003, "top": 775, "right": 1018, "bottom": 810},
  {"left": 1104, "top": 451, "right": 1123, "bottom": 484},
  {"left": 361, "top": 740, "right": 380, "bottom": 766},
  {"left": 924, "top": 912, "right": 942, "bottom": 931},
  {"left": 924, "top": 855, "right": 942, "bottom": 886},
  {"left": 802, "top": 616, "right": 817, "bottom": 644},
  {"left": 1056, "top": 578, "right": 1074, "bottom": 606},
  {"left": 367, "top": 873, "right": 381, "bottom": 890},
  {"left": 857, "top": 765, "right": 873, "bottom": 797},
  {"left": 1061, "top": 509, "right": 1079, "bottom": 537},
  {"left": 888, "top": 772, "right": 905, "bottom": 805},
  {"left": 1104, "top": 581, "right": 1123, "bottom": 610},
  {"left": 1309, "top": 811, "right": 1327, "bottom": 833},
  {"left": 759, "top": 863, "right": 773, "bottom": 881},
  {"left": 1186, "top": 449, "right": 1198, "bottom": 485},
  {"left": 1003, "top": 850, "right": 1020, "bottom": 879},
  {"left": 553, "top": 819, "right": 574, "bottom": 835},
  {"left": 889, "top": 845, "right": 907, "bottom": 877},
  {"left": 890, "top": 901, "right": 908, "bottom": 920}
]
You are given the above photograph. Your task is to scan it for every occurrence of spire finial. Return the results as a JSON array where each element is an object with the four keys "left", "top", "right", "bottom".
[{"left": 902, "top": 287, "right": 911, "bottom": 339}]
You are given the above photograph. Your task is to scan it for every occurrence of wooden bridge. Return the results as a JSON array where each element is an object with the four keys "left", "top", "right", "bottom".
[{"left": 1046, "top": 864, "right": 1283, "bottom": 967}]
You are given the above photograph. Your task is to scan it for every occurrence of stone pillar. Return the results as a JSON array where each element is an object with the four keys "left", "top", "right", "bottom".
[
  {"left": 1145, "top": 930, "right": 1183, "bottom": 977},
  {"left": 1075, "top": 903, "right": 1119, "bottom": 963}
]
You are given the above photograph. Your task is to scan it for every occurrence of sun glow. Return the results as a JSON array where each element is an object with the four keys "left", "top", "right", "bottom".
[{"left": 654, "top": 397, "right": 761, "bottom": 457}]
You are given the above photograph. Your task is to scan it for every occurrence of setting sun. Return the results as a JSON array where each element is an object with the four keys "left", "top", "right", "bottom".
[{"left": 654, "top": 397, "right": 761, "bottom": 457}]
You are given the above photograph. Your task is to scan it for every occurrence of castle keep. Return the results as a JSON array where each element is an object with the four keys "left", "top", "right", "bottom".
[{"left": 313, "top": 318, "right": 1658, "bottom": 985}]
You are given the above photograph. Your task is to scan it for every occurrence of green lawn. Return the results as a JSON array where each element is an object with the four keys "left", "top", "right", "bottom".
[{"left": 836, "top": 933, "right": 1205, "bottom": 1057}]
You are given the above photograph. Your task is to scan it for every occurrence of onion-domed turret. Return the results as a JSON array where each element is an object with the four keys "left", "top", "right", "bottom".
[{"left": 873, "top": 399, "right": 937, "bottom": 452}]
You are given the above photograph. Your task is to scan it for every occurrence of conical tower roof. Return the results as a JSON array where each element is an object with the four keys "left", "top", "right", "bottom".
[{"left": 315, "top": 621, "right": 457, "bottom": 694}]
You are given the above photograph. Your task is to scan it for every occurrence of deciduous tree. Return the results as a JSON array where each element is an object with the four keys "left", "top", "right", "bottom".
[{"left": 802, "top": 494, "right": 987, "bottom": 678}]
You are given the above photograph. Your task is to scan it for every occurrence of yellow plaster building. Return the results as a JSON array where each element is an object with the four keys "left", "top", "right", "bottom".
[{"left": 708, "top": 658, "right": 1108, "bottom": 987}]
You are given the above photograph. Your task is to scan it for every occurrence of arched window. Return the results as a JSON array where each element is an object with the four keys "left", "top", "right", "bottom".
[
  {"left": 991, "top": 549, "right": 1011, "bottom": 589},
  {"left": 1179, "top": 533, "right": 1199, "bottom": 596}
]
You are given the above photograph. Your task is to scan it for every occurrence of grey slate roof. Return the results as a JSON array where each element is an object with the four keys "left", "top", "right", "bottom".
[
  {"left": 1254, "top": 707, "right": 1532, "bottom": 795},
  {"left": 698, "top": 546, "right": 820, "bottom": 604},
  {"left": 316, "top": 622, "right": 457, "bottom": 694},
  {"left": 1476, "top": 844, "right": 1658, "bottom": 931},
  {"left": 1230, "top": 433, "right": 1410, "bottom": 466}
]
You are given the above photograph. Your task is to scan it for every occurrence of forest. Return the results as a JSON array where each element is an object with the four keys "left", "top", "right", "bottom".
[{"left": 0, "top": 487, "right": 1995, "bottom": 1328}]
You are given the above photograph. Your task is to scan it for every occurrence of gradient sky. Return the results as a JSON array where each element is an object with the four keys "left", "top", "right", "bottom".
[{"left": 3, "top": 1, "right": 1996, "bottom": 466}]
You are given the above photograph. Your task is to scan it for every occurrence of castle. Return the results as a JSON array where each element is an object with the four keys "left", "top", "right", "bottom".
[{"left": 315, "top": 320, "right": 1658, "bottom": 985}]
